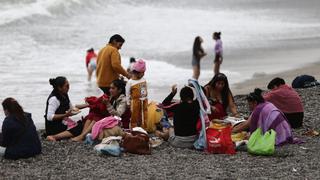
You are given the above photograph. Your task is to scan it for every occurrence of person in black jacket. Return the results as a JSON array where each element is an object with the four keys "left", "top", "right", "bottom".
[
  {"left": 0, "top": 97, "right": 41, "bottom": 160},
  {"left": 156, "top": 85, "right": 200, "bottom": 148}
]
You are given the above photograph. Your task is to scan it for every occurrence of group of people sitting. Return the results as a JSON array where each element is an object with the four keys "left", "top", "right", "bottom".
[
  {"left": 0, "top": 70, "right": 305, "bottom": 159},
  {"left": 0, "top": 34, "right": 305, "bottom": 159}
]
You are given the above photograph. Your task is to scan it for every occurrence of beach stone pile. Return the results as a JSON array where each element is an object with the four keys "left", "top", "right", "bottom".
[{"left": 1, "top": 87, "right": 319, "bottom": 179}]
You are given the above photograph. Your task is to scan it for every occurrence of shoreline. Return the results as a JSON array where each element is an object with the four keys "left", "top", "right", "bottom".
[
  {"left": 32, "top": 60, "right": 320, "bottom": 129},
  {"left": 232, "top": 60, "right": 320, "bottom": 95}
]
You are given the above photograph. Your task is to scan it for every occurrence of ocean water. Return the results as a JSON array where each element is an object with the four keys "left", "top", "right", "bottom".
[{"left": 0, "top": 0, "right": 320, "bottom": 128}]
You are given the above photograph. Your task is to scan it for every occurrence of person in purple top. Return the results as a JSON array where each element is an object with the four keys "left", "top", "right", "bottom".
[
  {"left": 232, "top": 88, "right": 293, "bottom": 146},
  {"left": 213, "top": 32, "right": 223, "bottom": 75}
]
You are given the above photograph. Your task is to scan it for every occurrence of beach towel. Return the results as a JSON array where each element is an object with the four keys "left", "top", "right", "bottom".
[
  {"left": 188, "top": 79, "right": 211, "bottom": 150},
  {"left": 91, "top": 116, "right": 120, "bottom": 139}
]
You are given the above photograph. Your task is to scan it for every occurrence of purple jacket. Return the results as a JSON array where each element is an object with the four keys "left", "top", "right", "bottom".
[{"left": 250, "top": 102, "right": 293, "bottom": 145}]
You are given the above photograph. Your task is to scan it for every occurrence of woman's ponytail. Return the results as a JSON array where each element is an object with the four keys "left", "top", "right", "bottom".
[{"left": 247, "top": 88, "right": 264, "bottom": 104}]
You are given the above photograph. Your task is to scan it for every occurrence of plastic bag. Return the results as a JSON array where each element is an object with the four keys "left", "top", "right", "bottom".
[
  {"left": 247, "top": 128, "right": 276, "bottom": 156},
  {"left": 94, "top": 136, "right": 122, "bottom": 156},
  {"left": 206, "top": 126, "right": 235, "bottom": 154}
]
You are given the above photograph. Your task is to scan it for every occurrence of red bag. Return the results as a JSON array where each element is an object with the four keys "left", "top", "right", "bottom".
[{"left": 206, "top": 126, "right": 236, "bottom": 154}]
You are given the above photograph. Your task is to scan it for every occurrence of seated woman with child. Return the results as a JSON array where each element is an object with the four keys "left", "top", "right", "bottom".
[{"left": 72, "top": 79, "right": 130, "bottom": 142}]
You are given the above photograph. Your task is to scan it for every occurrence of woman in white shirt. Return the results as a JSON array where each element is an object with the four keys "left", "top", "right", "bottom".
[{"left": 45, "top": 76, "right": 88, "bottom": 141}]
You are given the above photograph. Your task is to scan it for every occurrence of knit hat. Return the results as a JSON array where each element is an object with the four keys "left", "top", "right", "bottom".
[{"left": 132, "top": 59, "right": 146, "bottom": 73}]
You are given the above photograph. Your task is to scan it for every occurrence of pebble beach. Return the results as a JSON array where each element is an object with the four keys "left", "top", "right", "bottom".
[{"left": 1, "top": 87, "right": 319, "bottom": 180}]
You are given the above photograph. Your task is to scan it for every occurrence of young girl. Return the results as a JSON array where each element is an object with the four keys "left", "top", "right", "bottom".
[
  {"left": 213, "top": 32, "right": 223, "bottom": 75},
  {"left": 192, "top": 36, "right": 207, "bottom": 80},
  {"left": 126, "top": 59, "right": 148, "bottom": 128}
]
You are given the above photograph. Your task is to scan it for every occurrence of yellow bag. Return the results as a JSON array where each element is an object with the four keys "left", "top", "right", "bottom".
[{"left": 145, "top": 101, "right": 164, "bottom": 133}]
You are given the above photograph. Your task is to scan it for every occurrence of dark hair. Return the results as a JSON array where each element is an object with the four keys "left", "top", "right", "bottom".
[
  {"left": 130, "top": 57, "right": 136, "bottom": 63},
  {"left": 87, "top": 48, "right": 94, "bottom": 53},
  {"left": 247, "top": 88, "right": 265, "bottom": 104},
  {"left": 49, "top": 76, "right": 67, "bottom": 90},
  {"left": 180, "top": 86, "right": 194, "bottom": 102},
  {"left": 2, "top": 98, "right": 26, "bottom": 125},
  {"left": 108, "top": 34, "right": 125, "bottom": 44},
  {"left": 206, "top": 73, "right": 233, "bottom": 110},
  {"left": 111, "top": 79, "right": 126, "bottom": 95},
  {"left": 131, "top": 70, "right": 143, "bottom": 75},
  {"left": 193, "top": 36, "right": 204, "bottom": 59},
  {"left": 213, "top": 32, "right": 221, "bottom": 39},
  {"left": 267, "top": 77, "right": 285, "bottom": 89}
]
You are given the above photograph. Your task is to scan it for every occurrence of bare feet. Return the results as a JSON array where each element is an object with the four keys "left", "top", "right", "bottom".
[
  {"left": 46, "top": 136, "right": 56, "bottom": 142},
  {"left": 155, "top": 129, "right": 170, "bottom": 141},
  {"left": 71, "top": 136, "right": 84, "bottom": 142}
]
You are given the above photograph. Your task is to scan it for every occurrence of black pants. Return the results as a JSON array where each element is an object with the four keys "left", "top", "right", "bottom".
[
  {"left": 284, "top": 112, "right": 304, "bottom": 128},
  {"left": 67, "top": 121, "right": 83, "bottom": 136},
  {"left": 99, "top": 87, "right": 110, "bottom": 95}
]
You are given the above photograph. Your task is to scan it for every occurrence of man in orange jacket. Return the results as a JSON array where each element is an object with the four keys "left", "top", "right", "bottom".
[{"left": 96, "top": 34, "right": 130, "bottom": 95}]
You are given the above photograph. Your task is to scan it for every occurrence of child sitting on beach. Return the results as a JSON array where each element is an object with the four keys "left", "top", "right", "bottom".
[
  {"left": 126, "top": 59, "right": 148, "bottom": 128},
  {"left": 156, "top": 85, "right": 200, "bottom": 148}
]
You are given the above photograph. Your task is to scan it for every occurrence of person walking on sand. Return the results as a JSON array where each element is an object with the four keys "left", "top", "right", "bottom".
[
  {"left": 96, "top": 34, "right": 130, "bottom": 95},
  {"left": 213, "top": 32, "right": 223, "bottom": 75},
  {"left": 85, "top": 48, "right": 97, "bottom": 81},
  {"left": 192, "top": 36, "right": 207, "bottom": 80}
]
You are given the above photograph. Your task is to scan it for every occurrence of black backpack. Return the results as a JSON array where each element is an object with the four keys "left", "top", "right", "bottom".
[{"left": 292, "top": 75, "right": 319, "bottom": 88}]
